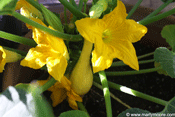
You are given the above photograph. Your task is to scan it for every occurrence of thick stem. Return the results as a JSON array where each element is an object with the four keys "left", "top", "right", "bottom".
[
  {"left": 99, "top": 71, "right": 112, "bottom": 117},
  {"left": 39, "top": 77, "right": 57, "bottom": 94},
  {"left": 0, "top": 31, "right": 37, "bottom": 47},
  {"left": 12, "top": 12, "right": 83, "bottom": 42},
  {"left": 108, "top": 81, "right": 168, "bottom": 106},
  {"left": 93, "top": 76, "right": 168, "bottom": 106}
]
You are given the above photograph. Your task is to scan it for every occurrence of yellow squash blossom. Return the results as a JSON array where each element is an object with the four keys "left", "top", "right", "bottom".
[
  {"left": 20, "top": 18, "right": 69, "bottom": 85},
  {"left": 37, "top": 76, "right": 82, "bottom": 110},
  {"left": 0, "top": 46, "right": 22, "bottom": 72},
  {"left": 75, "top": 0, "right": 147, "bottom": 73},
  {"left": 15, "top": 0, "right": 43, "bottom": 21}
]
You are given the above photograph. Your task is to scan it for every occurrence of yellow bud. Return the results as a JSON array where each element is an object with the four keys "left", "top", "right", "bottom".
[{"left": 4, "top": 49, "right": 22, "bottom": 63}]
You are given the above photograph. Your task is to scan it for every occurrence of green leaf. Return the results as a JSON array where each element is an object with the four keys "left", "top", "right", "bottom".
[
  {"left": 40, "top": 4, "right": 64, "bottom": 32},
  {"left": 15, "top": 83, "right": 30, "bottom": 92},
  {"left": 0, "top": 0, "right": 17, "bottom": 13},
  {"left": 0, "top": 86, "right": 34, "bottom": 117},
  {"left": 161, "top": 0, "right": 175, "bottom": 3},
  {"left": 154, "top": 47, "right": 175, "bottom": 78},
  {"left": 89, "top": 0, "right": 108, "bottom": 18},
  {"left": 28, "top": 84, "right": 55, "bottom": 117},
  {"left": 154, "top": 62, "right": 168, "bottom": 76},
  {"left": 0, "top": 85, "right": 55, "bottom": 117},
  {"left": 59, "top": 110, "right": 89, "bottom": 117},
  {"left": 161, "top": 25, "right": 175, "bottom": 51},
  {"left": 162, "top": 96, "right": 175, "bottom": 113}
]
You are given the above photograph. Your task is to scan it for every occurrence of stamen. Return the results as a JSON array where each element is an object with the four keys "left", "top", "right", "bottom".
[{"left": 102, "top": 29, "right": 111, "bottom": 43}]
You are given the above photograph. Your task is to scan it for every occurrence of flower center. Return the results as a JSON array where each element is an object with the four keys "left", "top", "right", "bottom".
[{"left": 102, "top": 29, "right": 111, "bottom": 43}]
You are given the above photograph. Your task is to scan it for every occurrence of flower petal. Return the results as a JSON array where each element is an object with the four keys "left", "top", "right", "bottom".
[
  {"left": 92, "top": 48, "right": 114, "bottom": 73},
  {"left": 50, "top": 89, "right": 67, "bottom": 107},
  {"left": 110, "top": 40, "right": 139, "bottom": 70},
  {"left": 0, "top": 46, "right": 6, "bottom": 73},
  {"left": 47, "top": 56, "right": 67, "bottom": 83},
  {"left": 15, "top": 0, "right": 43, "bottom": 20},
  {"left": 111, "top": 19, "right": 147, "bottom": 42},
  {"left": 67, "top": 90, "right": 82, "bottom": 102},
  {"left": 67, "top": 98, "right": 79, "bottom": 110},
  {"left": 32, "top": 25, "right": 69, "bottom": 60},
  {"left": 102, "top": 0, "right": 127, "bottom": 29},
  {"left": 20, "top": 45, "right": 52, "bottom": 69},
  {"left": 75, "top": 18, "right": 105, "bottom": 43}
]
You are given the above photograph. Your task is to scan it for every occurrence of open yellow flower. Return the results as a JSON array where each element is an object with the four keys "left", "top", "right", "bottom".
[
  {"left": 0, "top": 46, "right": 22, "bottom": 72},
  {"left": 38, "top": 76, "right": 82, "bottom": 110},
  {"left": 20, "top": 18, "right": 69, "bottom": 84},
  {"left": 75, "top": 0, "right": 147, "bottom": 73},
  {"left": 15, "top": 0, "right": 43, "bottom": 21}
]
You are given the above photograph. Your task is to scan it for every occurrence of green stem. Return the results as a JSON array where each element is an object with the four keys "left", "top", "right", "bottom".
[
  {"left": 99, "top": 71, "right": 112, "bottom": 117},
  {"left": 59, "top": 0, "right": 88, "bottom": 18},
  {"left": 77, "top": 102, "right": 90, "bottom": 117},
  {"left": 138, "top": 51, "right": 154, "bottom": 59},
  {"left": 2, "top": 46, "right": 27, "bottom": 57},
  {"left": 105, "top": 67, "right": 162, "bottom": 76},
  {"left": 126, "top": 0, "right": 143, "bottom": 19},
  {"left": 93, "top": 76, "right": 168, "bottom": 106},
  {"left": 78, "top": 0, "right": 84, "bottom": 10},
  {"left": 26, "top": 0, "right": 42, "bottom": 12},
  {"left": 111, "top": 59, "right": 154, "bottom": 67},
  {"left": 70, "top": 0, "right": 78, "bottom": 9},
  {"left": 0, "top": 31, "right": 37, "bottom": 47},
  {"left": 64, "top": 7, "right": 68, "bottom": 25},
  {"left": 138, "top": 8, "right": 175, "bottom": 25},
  {"left": 39, "top": 77, "right": 57, "bottom": 94},
  {"left": 0, "top": 11, "right": 11, "bottom": 16},
  {"left": 145, "top": 0, "right": 174, "bottom": 19},
  {"left": 12, "top": 12, "right": 82, "bottom": 41},
  {"left": 84, "top": 3, "right": 87, "bottom": 13}
]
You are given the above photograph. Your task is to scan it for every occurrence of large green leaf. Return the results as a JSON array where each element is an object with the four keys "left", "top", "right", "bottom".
[
  {"left": 118, "top": 96, "right": 175, "bottom": 117},
  {"left": 0, "top": 86, "right": 34, "bottom": 117},
  {"left": 0, "top": 85, "right": 55, "bottom": 117},
  {"left": 161, "top": 25, "right": 175, "bottom": 51},
  {"left": 0, "top": 0, "right": 17, "bottom": 13},
  {"left": 154, "top": 47, "right": 175, "bottom": 78},
  {"left": 59, "top": 110, "right": 89, "bottom": 117}
]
